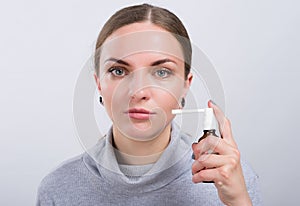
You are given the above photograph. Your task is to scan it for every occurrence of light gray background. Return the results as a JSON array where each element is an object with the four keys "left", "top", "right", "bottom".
[{"left": 1, "top": 0, "right": 299, "bottom": 205}]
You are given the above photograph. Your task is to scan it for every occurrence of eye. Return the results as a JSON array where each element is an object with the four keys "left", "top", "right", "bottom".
[
  {"left": 154, "top": 68, "right": 173, "bottom": 78},
  {"left": 108, "top": 66, "right": 127, "bottom": 77}
]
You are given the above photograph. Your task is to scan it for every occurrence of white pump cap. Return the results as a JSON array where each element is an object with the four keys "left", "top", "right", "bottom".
[{"left": 203, "top": 108, "right": 217, "bottom": 130}]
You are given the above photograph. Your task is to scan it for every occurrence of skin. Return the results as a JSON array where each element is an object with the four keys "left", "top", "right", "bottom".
[
  {"left": 94, "top": 21, "right": 252, "bottom": 206},
  {"left": 95, "top": 22, "right": 192, "bottom": 156}
]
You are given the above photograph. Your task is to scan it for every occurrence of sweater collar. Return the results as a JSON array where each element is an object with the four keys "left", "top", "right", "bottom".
[{"left": 84, "top": 122, "right": 194, "bottom": 193}]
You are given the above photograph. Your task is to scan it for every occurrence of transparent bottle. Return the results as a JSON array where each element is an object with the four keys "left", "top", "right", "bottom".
[{"left": 197, "top": 108, "right": 218, "bottom": 183}]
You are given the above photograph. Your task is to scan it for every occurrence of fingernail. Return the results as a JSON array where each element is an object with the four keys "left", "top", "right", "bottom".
[
  {"left": 191, "top": 153, "right": 195, "bottom": 160},
  {"left": 209, "top": 100, "right": 217, "bottom": 106}
]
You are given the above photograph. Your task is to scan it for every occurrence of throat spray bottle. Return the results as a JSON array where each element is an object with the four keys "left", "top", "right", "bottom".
[
  {"left": 172, "top": 107, "right": 220, "bottom": 183},
  {"left": 197, "top": 108, "right": 219, "bottom": 183},
  {"left": 198, "top": 108, "right": 218, "bottom": 142}
]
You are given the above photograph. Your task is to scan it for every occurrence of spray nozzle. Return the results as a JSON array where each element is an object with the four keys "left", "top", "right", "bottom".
[{"left": 172, "top": 108, "right": 217, "bottom": 130}]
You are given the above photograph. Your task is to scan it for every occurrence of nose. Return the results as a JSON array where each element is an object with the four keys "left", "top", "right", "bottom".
[{"left": 128, "top": 69, "right": 152, "bottom": 102}]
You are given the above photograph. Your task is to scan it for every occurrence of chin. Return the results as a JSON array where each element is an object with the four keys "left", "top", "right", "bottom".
[{"left": 119, "top": 123, "right": 166, "bottom": 142}]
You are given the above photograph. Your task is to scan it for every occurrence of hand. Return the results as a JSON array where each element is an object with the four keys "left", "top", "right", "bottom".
[{"left": 191, "top": 100, "right": 252, "bottom": 206}]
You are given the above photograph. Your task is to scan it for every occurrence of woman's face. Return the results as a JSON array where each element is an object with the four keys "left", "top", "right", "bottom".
[{"left": 95, "top": 22, "right": 192, "bottom": 141}]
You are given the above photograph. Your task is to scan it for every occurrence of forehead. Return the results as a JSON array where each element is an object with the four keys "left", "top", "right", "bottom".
[{"left": 99, "top": 22, "right": 185, "bottom": 63}]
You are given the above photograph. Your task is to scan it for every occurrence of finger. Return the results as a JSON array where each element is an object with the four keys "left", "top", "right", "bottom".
[
  {"left": 208, "top": 100, "right": 229, "bottom": 137},
  {"left": 192, "top": 135, "right": 220, "bottom": 160},
  {"left": 192, "top": 167, "right": 218, "bottom": 183},
  {"left": 191, "top": 158, "right": 206, "bottom": 175},
  {"left": 208, "top": 100, "right": 237, "bottom": 147},
  {"left": 192, "top": 135, "right": 233, "bottom": 157},
  {"left": 197, "top": 153, "right": 233, "bottom": 169},
  {"left": 192, "top": 135, "right": 218, "bottom": 159},
  {"left": 192, "top": 154, "right": 227, "bottom": 175},
  {"left": 192, "top": 165, "right": 232, "bottom": 185}
]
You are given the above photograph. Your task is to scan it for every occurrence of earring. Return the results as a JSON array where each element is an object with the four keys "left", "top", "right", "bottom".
[
  {"left": 99, "top": 96, "right": 104, "bottom": 106},
  {"left": 181, "top": 98, "right": 185, "bottom": 107}
]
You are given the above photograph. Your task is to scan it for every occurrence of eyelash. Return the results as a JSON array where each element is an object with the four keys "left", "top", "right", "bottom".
[
  {"left": 153, "top": 67, "right": 173, "bottom": 78},
  {"left": 107, "top": 66, "right": 173, "bottom": 79},
  {"left": 108, "top": 66, "right": 127, "bottom": 77}
]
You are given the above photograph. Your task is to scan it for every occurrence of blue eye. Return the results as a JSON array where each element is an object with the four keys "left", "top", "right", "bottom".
[
  {"left": 155, "top": 68, "right": 172, "bottom": 78},
  {"left": 108, "top": 67, "right": 126, "bottom": 77}
]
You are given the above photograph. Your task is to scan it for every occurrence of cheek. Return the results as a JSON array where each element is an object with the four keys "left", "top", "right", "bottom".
[
  {"left": 156, "top": 89, "right": 181, "bottom": 109},
  {"left": 100, "top": 80, "right": 120, "bottom": 116},
  {"left": 100, "top": 78, "right": 122, "bottom": 100},
  {"left": 100, "top": 83, "right": 112, "bottom": 101},
  {"left": 153, "top": 91, "right": 180, "bottom": 126},
  {"left": 100, "top": 79, "right": 131, "bottom": 115}
]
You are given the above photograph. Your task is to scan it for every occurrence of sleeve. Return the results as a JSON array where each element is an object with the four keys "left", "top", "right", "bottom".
[{"left": 241, "top": 159, "right": 263, "bottom": 206}]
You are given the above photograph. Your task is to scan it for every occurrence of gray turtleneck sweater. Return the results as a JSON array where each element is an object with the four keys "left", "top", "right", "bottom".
[{"left": 36, "top": 124, "right": 262, "bottom": 205}]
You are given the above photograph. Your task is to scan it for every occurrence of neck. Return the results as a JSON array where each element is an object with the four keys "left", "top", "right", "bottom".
[{"left": 112, "top": 124, "right": 171, "bottom": 158}]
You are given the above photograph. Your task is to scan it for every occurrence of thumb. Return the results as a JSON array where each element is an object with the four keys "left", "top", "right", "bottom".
[{"left": 208, "top": 100, "right": 237, "bottom": 147}]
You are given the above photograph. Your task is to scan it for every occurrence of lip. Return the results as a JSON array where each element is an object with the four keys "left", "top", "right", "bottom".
[{"left": 125, "top": 108, "right": 156, "bottom": 120}]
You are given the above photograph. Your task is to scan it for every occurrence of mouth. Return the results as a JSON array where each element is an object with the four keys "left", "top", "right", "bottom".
[{"left": 125, "top": 108, "right": 156, "bottom": 120}]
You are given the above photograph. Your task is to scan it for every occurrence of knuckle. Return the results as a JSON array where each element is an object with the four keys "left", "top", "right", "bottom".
[
  {"left": 193, "top": 145, "right": 201, "bottom": 155},
  {"left": 192, "top": 175, "right": 199, "bottom": 183},
  {"left": 219, "top": 167, "right": 230, "bottom": 180},
  {"left": 197, "top": 171, "right": 205, "bottom": 179},
  {"left": 206, "top": 135, "right": 219, "bottom": 147},
  {"left": 191, "top": 162, "right": 198, "bottom": 173},
  {"left": 232, "top": 148, "right": 241, "bottom": 160},
  {"left": 229, "top": 156, "right": 238, "bottom": 167},
  {"left": 192, "top": 172, "right": 203, "bottom": 183}
]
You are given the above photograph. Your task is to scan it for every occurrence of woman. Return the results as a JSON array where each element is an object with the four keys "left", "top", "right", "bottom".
[{"left": 37, "top": 4, "right": 261, "bottom": 205}]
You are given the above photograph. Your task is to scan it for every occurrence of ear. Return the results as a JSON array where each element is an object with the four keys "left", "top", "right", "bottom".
[
  {"left": 94, "top": 73, "right": 101, "bottom": 93},
  {"left": 183, "top": 72, "right": 193, "bottom": 96}
]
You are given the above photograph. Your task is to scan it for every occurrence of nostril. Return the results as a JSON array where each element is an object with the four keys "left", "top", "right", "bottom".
[{"left": 129, "top": 87, "right": 151, "bottom": 101}]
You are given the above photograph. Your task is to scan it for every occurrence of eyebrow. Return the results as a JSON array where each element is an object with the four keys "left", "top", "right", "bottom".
[
  {"left": 104, "top": 58, "right": 129, "bottom": 66},
  {"left": 151, "top": 58, "right": 177, "bottom": 66},
  {"left": 104, "top": 58, "right": 177, "bottom": 66}
]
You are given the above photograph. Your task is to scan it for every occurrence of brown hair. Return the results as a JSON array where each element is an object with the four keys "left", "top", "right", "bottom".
[{"left": 94, "top": 3, "right": 192, "bottom": 79}]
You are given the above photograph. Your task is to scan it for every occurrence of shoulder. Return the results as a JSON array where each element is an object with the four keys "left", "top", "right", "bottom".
[{"left": 37, "top": 154, "right": 86, "bottom": 196}]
